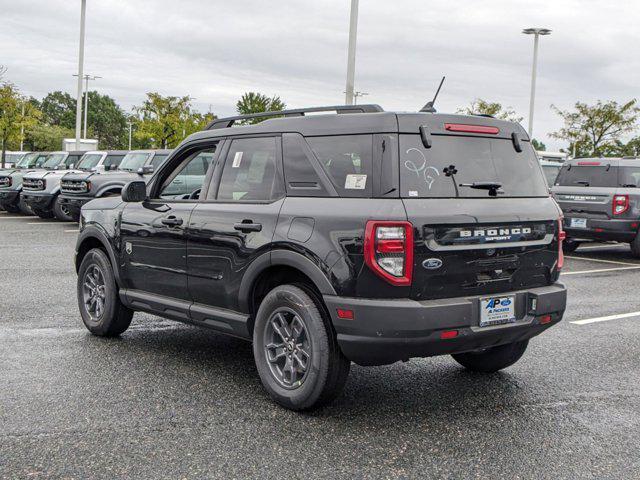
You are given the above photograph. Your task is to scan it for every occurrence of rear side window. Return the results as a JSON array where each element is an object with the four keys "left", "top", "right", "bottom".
[
  {"left": 217, "top": 137, "right": 280, "bottom": 202},
  {"left": 282, "top": 134, "right": 329, "bottom": 197},
  {"left": 150, "top": 154, "right": 169, "bottom": 169},
  {"left": 103, "top": 154, "right": 125, "bottom": 168},
  {"left": 307, "top": 135, "right": 372, "bottom": 197},
  {"left": 541, "top": 164, "right": 561, "bottom": 186},
  {"left": 399, "top": 135, "right": 548, "bottom": 198}
]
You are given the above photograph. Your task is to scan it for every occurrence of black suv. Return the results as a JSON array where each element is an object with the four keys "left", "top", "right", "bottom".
[{"left": 74, "top": 105, "right": 567, "bottom": 410}]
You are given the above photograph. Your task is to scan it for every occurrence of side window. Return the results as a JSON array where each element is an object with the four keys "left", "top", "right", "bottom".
[
  {"left": 159, "top": 149, "right": 215, "bottom": 199},
  {"left": 216, "top": 137, "right": 279, "bottom": 202},
  {"left": 282, "top": 133, "right": 329, "bottom": 197},
  {"left": 150, "top": 154, "right": 169, "bottom": 169},
  {"left": 65, "top": 155, "right": 80, "bottom": 167},
  {"left": 103, "top": 154, "right": 124, "bottom": 169},
  {"left": 306, "top": 135, "right": 372, "bottom": 197}
]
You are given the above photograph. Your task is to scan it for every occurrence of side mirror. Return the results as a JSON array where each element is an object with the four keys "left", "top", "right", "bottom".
[
  {"left": 137, "top": 165, "right": 154, "bottom": 175},
  {"left": 121, "top": 181, "right": 147, "bottom": 202}
]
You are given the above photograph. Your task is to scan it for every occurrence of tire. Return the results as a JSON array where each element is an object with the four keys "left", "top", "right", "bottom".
[
  {"left": 2, "top": 203, "right": 20, "bottom": 213},
  {"left": 18, "top": 196, "right": 33, "bottom": 215},
  {"left": 562, "top": 239, "right": 580, "bottom": 253},
  {"left": 252, "top": 285, "right": 350, "bottom": 411},
  {"left": 451, "top": 340, "right": 529, "bottom": 373},
  {"left": 52, "top": 195, "right": 73, "bottom": 222},
  {"left": 77, "top": 248, "right": 133, "bottom": 337},
  {"left": 33, "top": 207, "right": 55, "bottom": 219},
  {"left": 630, "top": 232, "right": 640, "bottom": 258}
]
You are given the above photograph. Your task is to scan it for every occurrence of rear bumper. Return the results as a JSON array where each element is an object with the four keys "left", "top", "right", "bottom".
[
  {"left": 324, "top": 283, "right": 567, "bottom": 366},
  {"left": 0, "top": 189, "right": 20, "bottom": 208},
  {"left": 564, "top": 217, "right": 638, "bottom": 242},
  {"left": 59, "top": 195, "right": 92, "bottom": 218},
  {"left": 21, "top": 192, "right": 55, "bottom": 210}
]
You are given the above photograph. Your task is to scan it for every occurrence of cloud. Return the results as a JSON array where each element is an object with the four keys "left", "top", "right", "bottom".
[{"left": 1, "top": 0, "right": 638, "bottom": 150}]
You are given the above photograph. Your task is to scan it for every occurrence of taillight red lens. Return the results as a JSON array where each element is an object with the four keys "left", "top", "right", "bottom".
[
  {"left": 613, "top": 194, "right": 629, "bottom": 216},
  {"left": 557, "top": 218, "right": 565, "bottom": 270},
  {"left": 364, "top": 221, "right": 413, "bottom": 286}
]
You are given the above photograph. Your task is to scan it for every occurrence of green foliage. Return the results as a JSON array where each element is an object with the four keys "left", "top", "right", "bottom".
[
  {"left": 85, "top": 91, "right": 127, "bottom": 149},
  {"left": 457, "top": 99, "right": 523, "bottom": 123},
  {"left": 0, "top": 82, "right": 41, "bottom": 167},
  {"left": 131, "top": 93, "right": 214, "bottom": 148},
  {"left": 40, "top": 91, "right": 76, "bottom": 129},
  {"left": 25, "top": 124, "right": 74, "bottom": 151},
  {"left": 551, "top": 100, "right": 640, "bottom": 157},
  {"left": 531, "top": 138, "right": 546, "bottom": 151},
  {"left": 236, "top": 92, "right": 286, "bottom": 124}
]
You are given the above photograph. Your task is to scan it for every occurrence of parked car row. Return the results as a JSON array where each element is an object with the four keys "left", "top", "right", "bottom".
[{"left": 0, "top": 149, "right": 172, "bottom": 221}]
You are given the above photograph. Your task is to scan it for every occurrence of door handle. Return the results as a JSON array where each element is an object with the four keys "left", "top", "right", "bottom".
[
  {"left": 234, "top": 220, "right": 262, "bottom": 233},
  {"left": 161, "top": 216, "right": 183, "bottom": 227}
]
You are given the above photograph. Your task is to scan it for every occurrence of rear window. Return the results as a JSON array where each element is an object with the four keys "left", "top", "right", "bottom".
[
  {"left": 556, "top": 165, "right": 640, "bottom": 188},
  {"left": 307, "top": 135, "right": 372, "bottom": 197},
  {"left": 400, "top": 135, "right": 548, "bottom": 198}
]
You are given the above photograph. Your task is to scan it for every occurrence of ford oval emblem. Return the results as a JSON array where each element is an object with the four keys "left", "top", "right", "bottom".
[{"left": 422, "top": 258, "right": 443, "bottom": 270}]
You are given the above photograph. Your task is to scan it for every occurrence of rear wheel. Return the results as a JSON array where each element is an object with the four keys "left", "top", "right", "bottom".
[
  {"left": 77, "top": 248, "right": 133, "bottom": 336},
  {"left": 451, "top": 340, "right": 529, "bottom": 373},
  {"left": 562, "top": 238, "right": 580, "bottom": 253},
  {"left": 252, "top": 285, "right": 350, "bottom": 410},
  {"left": 53, "top": 196, "right": 73, "bottom": 222}
]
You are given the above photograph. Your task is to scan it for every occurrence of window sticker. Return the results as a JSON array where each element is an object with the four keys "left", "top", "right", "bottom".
[
  {"left": 409, "top": 190, "right": 418, "bottom": 197},
  {"left": 232, "top": 152, "right": 243, "bottom": 168},
  {"left": 345, "top": 174, "right": 367, "bottom": 190}
]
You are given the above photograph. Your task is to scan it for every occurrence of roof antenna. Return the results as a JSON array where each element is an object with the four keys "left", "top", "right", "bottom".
[{"left": 420, "top": 76, "right": 445, "bottom": 113}]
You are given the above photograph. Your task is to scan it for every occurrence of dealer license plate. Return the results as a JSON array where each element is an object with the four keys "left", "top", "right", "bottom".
[
  {"left": 569, "top": 218, "right": 587, "bottom": 228},
  {"left": 480, "top": 296, "right": 516, "bottom": 327}
]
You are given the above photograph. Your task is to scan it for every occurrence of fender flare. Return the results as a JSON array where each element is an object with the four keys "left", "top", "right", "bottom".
[
  {"left": 75, "top": 225, "right": 123, "bottom": 286},
  {"left": 95, "top": 183, "right": 125, "bottom": 197},
  {"left": 238, "top": 249, "right": 337, "bottom": 312}
]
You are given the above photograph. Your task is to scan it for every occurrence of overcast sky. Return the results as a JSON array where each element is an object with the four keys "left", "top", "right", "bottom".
[{"left": 1, "top": 0, "right": 639, "bottom": 150}]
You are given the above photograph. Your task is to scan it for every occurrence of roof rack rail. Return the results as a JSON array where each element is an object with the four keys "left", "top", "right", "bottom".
[{"left": 205, "top": 104, "right": 384, "bottom": 130}]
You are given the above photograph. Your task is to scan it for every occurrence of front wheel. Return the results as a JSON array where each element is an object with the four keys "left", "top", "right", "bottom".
[
  {"left": 252, "top": 285, "right": 350, "bottom": 411},
  {"left": 451, "top": 340, "right": 529, "bottom": 373},
  {"left": 77, "top": 248, "right": 133, "bottom": 336},
  {"left": 53, "top": 196, "right": 73, "bottom": 222},
  {"left": 33, "top": 207, "right": 55, "bottom": 219},
  {"left": 630, "top": 231, "right": 640, "bottom": 258},
  {"left": 18, "top": 196, "right": 33, "bottom": 215}
]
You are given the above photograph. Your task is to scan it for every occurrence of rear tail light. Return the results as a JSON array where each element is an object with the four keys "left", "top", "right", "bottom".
[
  {"left": 364, "top": 221, "right": 413, "bottom": 286},
  {"left": 557, "top": 218, "right": 566, "bottom": 270},
  {"left": 613, "top": 194, "right": 629, "bottom": 216}
]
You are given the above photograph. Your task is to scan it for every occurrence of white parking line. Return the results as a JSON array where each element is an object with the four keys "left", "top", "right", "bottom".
[
  {"left": 27, "top": 222, "right": 75, "bottom": 225},
  {"left": 577, "top": 244, "right": 627, "bottom": 251},
  {"left": 562, "top": 265, "right": 640, "bottom": 275},
  {"left": 0, "top": 216, "right": 26, "bottom": 219},
  {"left": 64, "top": 229, "right": 79, "bottom": 233},
  {"left": 571, "top": 311, "right": 640, "bottom": 325},
  {"left": 565, "top": 255, "right": 640, "bottom": 266}
]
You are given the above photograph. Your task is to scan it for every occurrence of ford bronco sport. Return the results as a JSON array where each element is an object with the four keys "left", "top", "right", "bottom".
[
  {"left": 60, "top": 150, "right": 170, "bottom": 222},
  {"left": 21, "top": 151, "right": 85, "bottom": 220},
  {"left": 0, "top": 152, "right": 50, "bottom": 214},
  {"left": 74, "top": 105, "right": 567, "bottom": 410},
  {"left": 552, "top": 157, "right": 640, "bottom": 254}
]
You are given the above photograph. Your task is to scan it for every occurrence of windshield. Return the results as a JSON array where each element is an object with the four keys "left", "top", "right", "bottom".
[
  {"left": 119, "top": 152, "right": 150, "bottom": 171},
  {"left": 399, "top": 135, "right": 548, "bottom": 198},
  {"left": 34, "top": 154, "right": 49, "bottom": 167},
  {"left": 541, "top": 164, "right": 561, "bottom": 186},
  {"left": 42, "top": 153, "right": 67, "bottom": 169},
  {"left": 76, "top": 154, "right": 103, "bottom": 170},
  {"left": 17, "top": 153, "right": 38, "bottom": 167},
  {"left": 556, "top": 165, "right": 640, "bottom": 188}
]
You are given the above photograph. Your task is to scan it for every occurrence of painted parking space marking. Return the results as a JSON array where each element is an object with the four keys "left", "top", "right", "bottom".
[
  {"left": 27, "top": 221, "right": 76, "bottom": 225},
  {"left": 0, "top": 216, "right": 28, "bottom": 219},
  {"left": 64, "top": 229, "right": 79, "bottom": 233},
  {"left": 564, "top": 255, "right": 640, "bottom": 267},
  {"left": 577, "top": 244, "right": 628, "bottom": 251},
  {"left": 562, "top": 265, "right": 640, "bottom": 275},
  {"left": 572, "top": 311, "right": 640, "bottom": 325}
]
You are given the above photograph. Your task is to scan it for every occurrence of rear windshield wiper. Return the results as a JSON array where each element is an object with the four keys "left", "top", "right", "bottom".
[
  {"left": 621, "top": 184, "right": 637, "bottom": 188},
  {"left": 459, "top": 181, "right": 503, "bottom": 197},
  {"left": 574, "top": 180, "right": 590, "bottom": 186}
]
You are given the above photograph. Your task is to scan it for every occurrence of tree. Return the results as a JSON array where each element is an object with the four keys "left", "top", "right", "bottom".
[
  {"left": 0, "top": 82, "right": 41, "bottom": 167},
  {"left": 236, "top": 92, "right": 286, "bottom": 124},
  {"left": 25, "top": 124, "right": 74, "bottom": 151},
  {"left": 85, "top": 91, "right": 127, "bottom": 149},
  {"left": 550, "top": 100, "right": 640, "bottom": 157},
  {"left": 531, "top": 139, "right": 546, "bottom": 151},
  {"left": 457, "top": 99, "right": 523, "bottom": 123},
  {"left": 40, "top": 91, "right": 76, "bottom": 129},
  {"left": 132, "top": 93, "right": 213, "bottom": 148}
]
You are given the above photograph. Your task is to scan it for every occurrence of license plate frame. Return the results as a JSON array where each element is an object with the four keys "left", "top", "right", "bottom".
[
  {"left": 569, "top": 217, "right": 587, "bottom": 228},
  {"left": 479, "top": 296, "right": 516, "bottom": 327}
]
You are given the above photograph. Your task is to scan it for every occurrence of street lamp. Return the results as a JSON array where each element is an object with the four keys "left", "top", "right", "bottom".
[
  {"left": 73, "top": 74, "right": 101, "bottom": 138},
  {"left": 344, "top": 0, "right": 359, "bottom": 105},
  {"left": 522, "top": 28, "right": 551, "bottom": 138}
]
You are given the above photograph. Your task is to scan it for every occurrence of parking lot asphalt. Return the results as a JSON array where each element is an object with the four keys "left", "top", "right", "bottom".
[{"left": 1, "top": 212, "right": 639, "bottom": 479}]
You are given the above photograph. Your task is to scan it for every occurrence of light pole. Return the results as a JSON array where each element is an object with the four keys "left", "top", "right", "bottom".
[
  {"left": 344, "top": 0, "right": 359, "bottom": 105},
  {"left": 74, "top": 0, "right": 87, "bottom": 149},
  {"left": 127, "top": 121, "right": 133, "bottom": 150},
  {"left": 19, "top": 101, "right": 25, "bottom": 151},
  {"left": 73, "top": 74, "right": 100, "bottom": 138},
  {"left": 522, "top": 28, "right": 551, "bottom": 138},
  {"left": 353, "top": 91, "right": 368, "bottom": 105}
]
